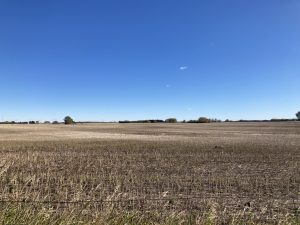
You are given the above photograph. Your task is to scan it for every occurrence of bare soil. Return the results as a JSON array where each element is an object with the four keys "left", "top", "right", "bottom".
[{"left": 0, "top": 122, "right": 299, "bottom": 224}]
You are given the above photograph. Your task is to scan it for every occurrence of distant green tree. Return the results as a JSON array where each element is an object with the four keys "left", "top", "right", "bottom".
[
  {"left": 165, "top": 118, "right": 177, "bottom": 123},
  {"left": 64, "top": 116, "right": 75, "bottom": 125},
  {"left": 198, "top": 117, "right": 210, "bottom": 123},
  {"left": 296, "top": 111, "right": 300, "bottom": 120}
]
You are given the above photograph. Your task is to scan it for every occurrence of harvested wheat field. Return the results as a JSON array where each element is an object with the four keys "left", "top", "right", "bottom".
[{"left": 0, "top": 122, "right": 299, "bottom": 224}]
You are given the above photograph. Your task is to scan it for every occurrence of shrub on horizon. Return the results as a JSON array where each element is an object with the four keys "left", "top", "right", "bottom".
[
  {"left": 198, "top": 117, "right": 210, "bottom": 123},
  {"left": 165, "top": 118, "right": 177, "bottom": 123}
]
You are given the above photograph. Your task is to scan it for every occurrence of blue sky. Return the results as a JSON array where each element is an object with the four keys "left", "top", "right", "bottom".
[{"left": 0, "top": 0, "right": 299, "bottom": 121}]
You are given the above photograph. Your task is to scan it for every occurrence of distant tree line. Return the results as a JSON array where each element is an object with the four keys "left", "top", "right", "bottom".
[
  {"left": 0, "top": 116, "right": 76, "bottom": 125},
  {"left": 119, "top": 117, "right": 221, "bottom": 124},
  {"left": 1, "top": 112, "right": 299, "bottom": 124},
  {"left": 0, "top": 121, "right": 29, "bottom": 124},
  {"left": 118, "top": 113, "right": 300, "bottom": 124},
  {"left": 0, "top": 120, "right": 62, "bottom": 124},
  {"left": 119, "top": 119, "right": 165, "bottom": 123},
  {"left": 165, "top": 118, "right": 177, "bottom": 123},
  {"left": 270, "top": 118, "right": 299, "bottom": 122},
  {"left": 187, "top": 117, "right": 222, "bottom": 123}
]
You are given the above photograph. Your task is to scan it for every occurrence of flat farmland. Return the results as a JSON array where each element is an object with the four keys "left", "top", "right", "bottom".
[{"left": 0, "top": 122, "right": 299, "bottom": 224}]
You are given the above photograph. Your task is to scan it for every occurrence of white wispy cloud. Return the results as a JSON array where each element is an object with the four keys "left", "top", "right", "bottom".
[{"left": 179, "top": 66, "right": 188, "bottom": 70}]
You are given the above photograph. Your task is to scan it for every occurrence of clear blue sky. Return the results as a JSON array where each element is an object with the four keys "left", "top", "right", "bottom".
[{"left": 0, "top": 0, "right": 299, "bottom": 121}]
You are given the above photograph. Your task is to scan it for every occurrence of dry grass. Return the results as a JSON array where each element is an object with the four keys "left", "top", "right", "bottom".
[{"left": 0, "top": 122, "right": 299, "bottom": 224}]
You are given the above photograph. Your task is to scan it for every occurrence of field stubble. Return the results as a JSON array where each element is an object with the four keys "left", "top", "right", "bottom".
[{"left": 0, "top": 122, "right": 299, "bottom": 224}]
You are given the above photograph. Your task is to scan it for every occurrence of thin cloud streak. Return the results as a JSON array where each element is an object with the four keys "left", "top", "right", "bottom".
[{"left": 179, "top": 66, "right": 188, "bottom": 70}]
